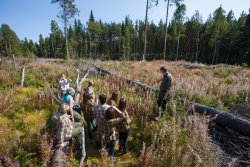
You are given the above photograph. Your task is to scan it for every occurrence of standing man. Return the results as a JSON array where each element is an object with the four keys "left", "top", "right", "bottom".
[
  {"left": 155, "top": 66, "right": 172, "bottom": 121},
  {"left": 92, "top": 94, "right": 110, "bottom": 148}
]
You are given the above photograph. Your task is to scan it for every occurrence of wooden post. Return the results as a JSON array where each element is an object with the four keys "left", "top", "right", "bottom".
[
  {"left": 12, "top": 54, "right": 16, "bottom": 69},
  {"left": 19, "top": 66, "right": 25, "bottom": 87}
]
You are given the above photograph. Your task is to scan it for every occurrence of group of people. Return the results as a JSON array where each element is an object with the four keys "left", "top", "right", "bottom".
[
  {"left": 55, "top": 74, "right": 132, "bottom": 163},
  {"left": 54, "top": 66, "right": 172, "bottom": 164}
]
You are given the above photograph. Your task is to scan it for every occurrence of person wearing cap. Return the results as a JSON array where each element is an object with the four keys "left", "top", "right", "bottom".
[
  {"left": 59, "top": 74, "right": 71, "bottom": 96},
  {"left": 155, "top": 66, "right": 172, "bottom": 120}
]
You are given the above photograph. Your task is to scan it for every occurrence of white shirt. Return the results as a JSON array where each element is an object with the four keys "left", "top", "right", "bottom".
[{"left": 59, "top": 79, "right": 70, "bottom": 91}]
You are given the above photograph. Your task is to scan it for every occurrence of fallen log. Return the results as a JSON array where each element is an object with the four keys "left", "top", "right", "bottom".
[
  {"left": 52, "top": 142, "right": 69, "bottom": 167},
  {"left": 190, "top": 103, "right": 250, "bottom": 137},
  {"left": 91, "top": 64, "right": 159, "bottom": 94}
]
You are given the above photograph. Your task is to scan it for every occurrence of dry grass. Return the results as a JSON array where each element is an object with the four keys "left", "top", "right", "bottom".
[{"left": 0, "top": 58, "right": 249, "bottom": 166}]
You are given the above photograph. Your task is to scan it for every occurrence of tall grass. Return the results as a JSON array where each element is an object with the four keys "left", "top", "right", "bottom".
[{"left": 0, "top": 58, "right": 249, "bottom": 166}]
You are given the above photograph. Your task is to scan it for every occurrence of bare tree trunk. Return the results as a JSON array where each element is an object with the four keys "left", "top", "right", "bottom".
[
  {"left": 20, "top": 66, "right": 25, "bottom": 87},
  {"left": 74, "top": 70, "right": 89, "bottom": 105},
  {"left": 63, "top": 0, "right": 69, "bottom": 60},
  {"left": 12, "top": 54, "right": 16, "bottom": 69},
  {"left": 163, "top": 0, "right": 170, "bottom": 60},
  {"left": 143, "top": 0, "right": 149, "bottom": 61},
  {"left": 89, "top": 33, "right": 92, "bottom": 58},
  {"left": 212, "top": 40, "right": 217, "bottom": 64},
  {"left": 195, "top": 29, "right": 200, "bottom": 62},
  {"left": 176, "top": 35, "right": 180, "bottom": 61}
]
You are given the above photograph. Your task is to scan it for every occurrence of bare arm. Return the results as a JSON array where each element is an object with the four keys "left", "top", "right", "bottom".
[
  {"left": 124, "top": 110, "right": 131, "bottom": 125},
  {"left": 112, "top": 106, "right": 125, "bottom": 118},
  {"left": 69, "top": 97, "right": 74, "bottom": 122}
]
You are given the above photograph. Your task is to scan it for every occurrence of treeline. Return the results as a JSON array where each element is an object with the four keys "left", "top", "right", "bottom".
[{"left": 0, "top": 6, "right": 249, "bottom": 65}]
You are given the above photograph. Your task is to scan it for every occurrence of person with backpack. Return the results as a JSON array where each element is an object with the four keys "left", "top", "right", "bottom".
[
  {"left": 61, "top": 87, "right": 82, "bottom": 122},
  {"left": 116, "top": 97, "right": 131, "bottom": 154},
  {"left": 155, "top": 66, "right": 172, "bottom": 121},
  {"left": 99, "top": 106, "right": 126, "bottom": 163}
]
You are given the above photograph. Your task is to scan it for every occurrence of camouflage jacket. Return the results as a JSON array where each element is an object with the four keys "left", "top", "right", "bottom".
[{"left": 57, "top": 114, "right": 73, "bottom": 144}]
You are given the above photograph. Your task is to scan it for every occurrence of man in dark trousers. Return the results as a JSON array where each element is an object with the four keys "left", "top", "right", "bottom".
[{"left": 155, "top": 66, "right": 172, "bottom": 121}]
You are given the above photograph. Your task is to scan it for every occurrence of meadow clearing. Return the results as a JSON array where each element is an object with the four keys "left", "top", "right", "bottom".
[{"left": 0, "top": 58, "right": 249, "bottom": 166}]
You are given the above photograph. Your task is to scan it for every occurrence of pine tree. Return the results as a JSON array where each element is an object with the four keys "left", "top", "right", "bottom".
[{"left": 51, "top": 0, "right": 79, "bottom": 60}]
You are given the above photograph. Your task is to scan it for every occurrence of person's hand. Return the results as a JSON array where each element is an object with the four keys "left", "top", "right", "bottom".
[
  {"left": 158, "top": 106, "right": 162, "bottom": 111},
  {"left": 163, "top": 94, "right": 168, "bottom": 100},
  {"left": 59, "top": 143, "right": 64, "bottom": 149}
]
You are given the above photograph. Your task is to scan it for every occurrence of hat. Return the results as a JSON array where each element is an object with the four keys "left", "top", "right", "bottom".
[{"left": 67, "top": 87, "right": 75, "bottom": 94}]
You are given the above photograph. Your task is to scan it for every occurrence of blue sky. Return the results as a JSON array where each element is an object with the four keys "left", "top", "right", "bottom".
[{"left": 0, "top": 0, "right": 249, "bottom": 42}]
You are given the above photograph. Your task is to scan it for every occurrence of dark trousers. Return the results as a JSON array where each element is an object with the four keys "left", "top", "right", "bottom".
[
  {"left": 85, "top": 118, "right": 96, "bottom": 139},
  {"left": 157, "top": 92, "right": 171, "bottom": 111},
  {"left": 119, "top": 131, "right": 129, "bottom": 151},
  {"left": 157, "top": 98, "right": 167, "bottom": 111},
  {"left": 106, "top": 140, "right": 116, "bottom": 157}
]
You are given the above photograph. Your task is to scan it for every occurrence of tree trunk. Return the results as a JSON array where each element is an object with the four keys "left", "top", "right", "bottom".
[
  {"left": 190, "top": 103, "right": 250, "bottom": 137},
  {"left": 89, "top": 33, "right": 92, "bottom": 58},
  {"left": 176, "top": 35, "right": 180, "bottom": 61},
  {"left": 52, "top": 142, "right": 69, "bottom": 167},
  {"left": 143, "top": 0, "right": 149, "bottom": 61},
  {"left": 163, "top": 0, "right": 170, "bottom": 60},
  {"left": 74, "top": 70, "right": 89, "bottom": 105},
  {"left": 63, "top": 0, "right": 69, "bottom": 60},
  {"left": 195, "top": 29, "right": 200, "bottom": 62},
  {"left": 19, "top": 66, "right": 25, "bottom": 87},
  {"left": 212, "top": 40, "right": 217, "bottom": 64},
  {"left": 79, "top": 128, "right": 86, "bottom": 166}
]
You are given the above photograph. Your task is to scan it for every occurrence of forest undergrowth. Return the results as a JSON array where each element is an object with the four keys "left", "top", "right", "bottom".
[{"left": 0, "top": 57, "right": 249, "bottom": 167}]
